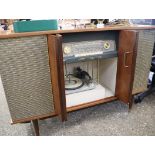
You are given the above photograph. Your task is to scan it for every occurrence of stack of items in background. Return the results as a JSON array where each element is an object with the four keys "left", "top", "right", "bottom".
[
  {"left": 58, "top": 19, "right": 110, "bottom": 30},
  {"left": 0, "top": 19, "right": 14, "bottom": 33}
]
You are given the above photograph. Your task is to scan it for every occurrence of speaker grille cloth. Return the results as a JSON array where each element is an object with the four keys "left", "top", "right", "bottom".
[
  {"left": 132, "top": 30, "right": 155, "bottom": 94},
  {"left": 0, "top": 36, "right": 54, "bottom": 121}
]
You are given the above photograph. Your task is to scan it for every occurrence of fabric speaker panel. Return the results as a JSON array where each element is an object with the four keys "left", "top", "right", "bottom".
[
  {"left": 0, "top": 35, "right": 54, "bottom": 122},
  {"left": 132, "top": 30, "right": 155, "bottom": 94}
]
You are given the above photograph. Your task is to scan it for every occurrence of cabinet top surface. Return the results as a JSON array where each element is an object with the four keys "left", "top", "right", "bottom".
[{"left": 0, "top": 25, "right": 155, "bottom": 39}]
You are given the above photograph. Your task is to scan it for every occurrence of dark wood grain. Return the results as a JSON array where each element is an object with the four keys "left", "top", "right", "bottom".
[
  {"left": 55, "top": 34, "right": 67, "bottom": 121},
  {"left": 47, "top": 34, "right": 67, "bottom": 121},
  {"left": 47, "top": 35, "right": 61, "bottom": 115},
  {"left": 129, "top": 32, "right": 139, "bottom": 109},
  {"left": 32, "top": 120, "right": 39, "bottom": 136},
  {"left": 116, "top": 30, "right": 138, "bottom": 107},
  {"left": 11, "top": 112, "right": 56, "bottom": 124}
]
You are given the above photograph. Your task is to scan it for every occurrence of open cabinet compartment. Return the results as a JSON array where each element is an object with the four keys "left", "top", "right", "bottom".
[
  {"left": 64, "top": 57, "right": 118, "bottom": 107},
  {"left": 61, "top": 31, "right": 119, "bottom": 108}
]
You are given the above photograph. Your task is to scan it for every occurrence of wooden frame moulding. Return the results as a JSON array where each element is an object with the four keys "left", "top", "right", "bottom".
[
  {"left": 55, "top": 34, "right": 67, "bottom": 121},
  {"left": 67, "top": 96, "right": 118, "bottom": 112},
  {"left": 0, "top": 25, "right": 155, "bottom": 39},
  {"left": 11, "top": 112, "right": 56, "bottom": 124},
  {"left": 47, "top": 34, "right": 67, "bottom": 121}
]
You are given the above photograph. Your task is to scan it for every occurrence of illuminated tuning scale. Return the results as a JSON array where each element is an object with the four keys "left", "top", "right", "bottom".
[
  {"left": 74, "top": 51, "right": 103, "bottom": 57},
  {"left": 63, "top": 40, "right": 116, "bottom": 62}
]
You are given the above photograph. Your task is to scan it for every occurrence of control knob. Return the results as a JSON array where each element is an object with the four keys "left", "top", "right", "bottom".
[
  {"left": 103, "top": 42, "right": 110, "bottom": 49},
  {"left": 64, "top": 46, "right": 71, "bottom": 54}
]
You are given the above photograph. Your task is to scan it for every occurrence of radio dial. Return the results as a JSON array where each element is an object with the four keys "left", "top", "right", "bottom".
[
  {"left": 64, "top": 46, "right": 71, "bottom": 54},
  {"left": 104, "top": 42, "right": 110, "bottom": 49}
]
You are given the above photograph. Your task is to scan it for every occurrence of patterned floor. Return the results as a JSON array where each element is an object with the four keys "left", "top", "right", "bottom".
[{"left": 0, "top": 87, "right": 155, "bottom": 136}]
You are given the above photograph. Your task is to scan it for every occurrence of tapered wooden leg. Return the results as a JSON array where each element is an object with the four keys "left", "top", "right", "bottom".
[
  {"left": 32, "top": 120, "right": 40, "bottom": 136},
  {"left": 60, "top": 112, "right": 67, "bottom": 122},
  {"left": 128, "top": 96, "right": 134, "bottom": 111},
  {"left": 129, "top": 102, "right": 132, "bottom": 110}
]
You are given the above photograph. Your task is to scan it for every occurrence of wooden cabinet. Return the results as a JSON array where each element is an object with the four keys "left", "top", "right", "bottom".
[
  {"left": 0, "top": 28, "right": 154, "bottom": 136},
  {"left": 52, "top": 30, "right": 139, "bottom": 119}
]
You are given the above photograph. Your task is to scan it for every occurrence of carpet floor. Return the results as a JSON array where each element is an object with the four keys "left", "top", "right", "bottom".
[{"left": 0, "top": 90, "right": 155, "bottom": 136}]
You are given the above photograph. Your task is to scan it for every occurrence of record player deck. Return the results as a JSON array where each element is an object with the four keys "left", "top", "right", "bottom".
[
  {"left": 65, "top": 81, "right": 96, "bottom": 95},
  {"left": 65, "top": 67, "right": 96, "bottom": 95},
  {"left": 65, "top": 75, "right": 84, "bottom": 90}
]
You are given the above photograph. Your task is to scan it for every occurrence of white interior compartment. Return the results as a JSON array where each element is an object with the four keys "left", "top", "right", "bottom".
[{"left": 64, "top": 57, "right": 118, "bottom": 107}]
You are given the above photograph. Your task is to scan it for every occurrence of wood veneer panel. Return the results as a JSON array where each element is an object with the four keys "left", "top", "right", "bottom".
[
  {"left": 116, "top": 30, "right": 138, "bottom": 107},
  {"left": 67, "top": 96, "right": 117, "bottom": 112},
  {"left": 0, "top": 25, "right": 155, "bottom": 39},
  {"left": 56, "top": 34, "right": 67, "bottom": 121}
]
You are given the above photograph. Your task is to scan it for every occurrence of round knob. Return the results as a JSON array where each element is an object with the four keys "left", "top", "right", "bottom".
[
  {"left": 103, "top": 42, "right": 110, "bottom": 49},
  {"left": 64, "top": 46, "right": 71, "bottom": 54}
]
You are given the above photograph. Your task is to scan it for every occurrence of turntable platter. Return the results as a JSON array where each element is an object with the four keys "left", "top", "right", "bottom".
[{"left": 65, "top": 76, "right": 84, "bottom": 90}]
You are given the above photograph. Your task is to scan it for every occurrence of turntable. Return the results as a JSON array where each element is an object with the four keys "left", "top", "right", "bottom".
[
  {"left": 65, "top": 67, "right": 96, "bottom": 95},
  {"left": 65, "top": 74, "right": 84, "bottom": 90}
]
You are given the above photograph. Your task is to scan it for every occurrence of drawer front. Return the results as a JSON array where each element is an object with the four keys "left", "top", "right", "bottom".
[
  {"left": 132, "top": 30, "right": 155, "bottom": 94},
  {"left": 0, "top": 35, "right": 55, "bottom": 122}
]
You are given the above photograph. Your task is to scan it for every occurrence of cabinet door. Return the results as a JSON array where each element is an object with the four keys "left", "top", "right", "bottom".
[
  {"left": 132, "top": 30, "right": 154, "bottom": 94},
  {"left": 116, "top": 30, "right": 138, "bottom": 107},
  {"left": 0, "top": 35, "right": 56, "bottom": 123},
  {"left": 48, "top": 34, "right": 67, "bottom": 121}
]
